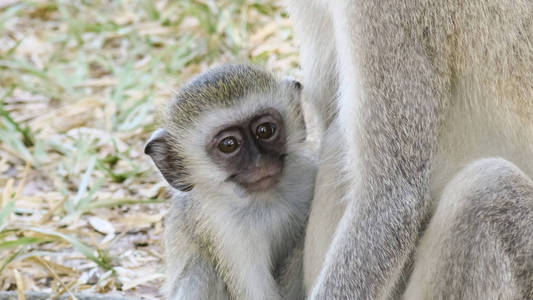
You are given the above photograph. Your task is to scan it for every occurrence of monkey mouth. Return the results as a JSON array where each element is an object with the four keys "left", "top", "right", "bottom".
[
  {"left": 242, "top": 173, "right": 281, "bottom": 191},
  {"left": 232, "top": 165, "right": 283, "bottom": 191}
]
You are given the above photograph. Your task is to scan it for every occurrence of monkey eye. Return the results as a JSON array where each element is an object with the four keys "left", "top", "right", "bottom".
[
  {"left": 255, "top": 122, "right": 276, "bottom": 140},
  {"left": 218, "top": 136, "right": 240, "bottom": 153}
]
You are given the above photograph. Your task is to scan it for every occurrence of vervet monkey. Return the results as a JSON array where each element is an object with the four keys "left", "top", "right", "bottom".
[
  {"left": 144, "top": 64, "right": 316, "bottom": 299},
  {"left": 286, "top": 0, "right": 533, "bottom": 299}
]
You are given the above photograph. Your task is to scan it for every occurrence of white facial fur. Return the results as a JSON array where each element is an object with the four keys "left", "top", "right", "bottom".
[{"left": 164, "top": 80, "right": 316, "bottom": 300}]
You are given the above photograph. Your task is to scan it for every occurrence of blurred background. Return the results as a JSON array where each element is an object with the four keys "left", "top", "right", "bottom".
[{"left": 0, "top": 0, "right": 298, "bottom": 298}]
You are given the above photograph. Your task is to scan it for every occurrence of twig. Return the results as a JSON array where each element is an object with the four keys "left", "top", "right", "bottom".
[
  {"left": 34, "top": 257, "right": 79, "bottom": 300},
  {"left": 12, "top": 269, "right": 25, "bottom": 300}
]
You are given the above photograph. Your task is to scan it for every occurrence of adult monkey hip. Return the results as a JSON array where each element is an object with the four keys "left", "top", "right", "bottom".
[{"left": 286, "top": 0, "right": 533, "bottom": 299}]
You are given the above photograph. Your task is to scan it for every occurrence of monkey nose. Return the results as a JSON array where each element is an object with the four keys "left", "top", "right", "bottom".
[
  {"left": 235, "top": 158, "right": 284, "bottom": 191},
  {"left": 254, "top": 155, "right": 262, "bottom": 167}
]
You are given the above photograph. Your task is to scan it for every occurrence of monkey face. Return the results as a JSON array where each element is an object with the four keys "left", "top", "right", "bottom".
[
  {"left": 145, "top": 64, "right": 305, "bottom": 193},
  {"left": 206, "top": 108, "right": 287, "bottom": 191}
]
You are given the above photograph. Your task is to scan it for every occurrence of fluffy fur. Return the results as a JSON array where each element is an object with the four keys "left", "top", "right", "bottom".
[
  {"left": 285, "top": 0, "right": 533, "bottom": 298},
  {"left": 154, "top": 65, "right": 317, "bottom": 299}
]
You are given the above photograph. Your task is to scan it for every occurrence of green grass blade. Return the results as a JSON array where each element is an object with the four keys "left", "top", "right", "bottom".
[
  {"left": 0, "top": 201, "right": 15, "bottom": 231},
  {"left": 28, "top": 227, "right": 111, "bottom": 270}
]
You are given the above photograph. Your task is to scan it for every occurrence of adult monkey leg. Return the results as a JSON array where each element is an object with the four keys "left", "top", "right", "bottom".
[
  {"left": 405, "top": 158, "right": 533, "bottom": 299},
  {"left": 285, "top": 0, "right": 338, "bottom": 129},
  {"left": 285, "top": 0, "right": 345, "bottom": 291},
  {"left": 303, "top": 121, "right": 348, "bottom": 290},
  {"left": 288, "top": 1, "right": 452, "bottom": 297},
  {"left": 307, "top": 1, "right": 452, "bottom": 299}
]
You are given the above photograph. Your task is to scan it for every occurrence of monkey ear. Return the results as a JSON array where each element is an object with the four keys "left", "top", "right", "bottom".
[
  {"left": 144, "top": 129, "right": 194, "bottom": 192},
  {"left": 282, "top": 78, "right": 303, "bottom": 105},
  {"left": 282, "top": 78, "right": 306, "bottom": 132},
  {"left": 282, "top": 78, "right": 303, "bottom": 95}
]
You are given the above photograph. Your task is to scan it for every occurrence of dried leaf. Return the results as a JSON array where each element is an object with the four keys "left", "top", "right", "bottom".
[{"left": 88, "top": 216, "right": 115, "bottom": 236}]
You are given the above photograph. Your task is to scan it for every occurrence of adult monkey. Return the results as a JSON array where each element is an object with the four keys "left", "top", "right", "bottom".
[{"left": 286, "top": 0, "right": 533, "bottom": 299}]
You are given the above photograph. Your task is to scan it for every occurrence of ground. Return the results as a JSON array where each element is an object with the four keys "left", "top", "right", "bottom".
[{"left": 0, "top": 1, "right": 298, "bottom": 298}]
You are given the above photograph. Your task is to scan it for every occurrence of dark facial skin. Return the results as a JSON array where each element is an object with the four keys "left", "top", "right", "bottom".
[{"left": 206, "top": 108, "right": 287, "bottom": 192}]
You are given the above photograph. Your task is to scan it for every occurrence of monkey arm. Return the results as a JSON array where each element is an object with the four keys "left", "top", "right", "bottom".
[
  {"left": 166, "top": 255, "right": 228, "bottom": 300},
  {"left": 285, "top": 0, "right": 338, "bottom": 131},
  {"left": 309, "top": 2, "right": 452, "bottom": 299},
  {"left": 164, "top": 199, "right": 229, "bottom": 300},
  {"left": 164, "top": 230, "right": 229, "bottom": 300},
  {"left": 278, "top": 241, "right": 306, "bottom": 300}
]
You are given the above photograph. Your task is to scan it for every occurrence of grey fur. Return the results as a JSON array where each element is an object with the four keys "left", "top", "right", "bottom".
[
  {"left": 164, "top": 64, "right": 277, "bottom": 130},
  {"left": 285, "top": 0, "right": 533, "bottom": 299},
  {"left": 405, "top": 158, "right": 533, "bottom": 299},
  {"left": 146, "top": 64, "right": 316, "bottom": 299}
]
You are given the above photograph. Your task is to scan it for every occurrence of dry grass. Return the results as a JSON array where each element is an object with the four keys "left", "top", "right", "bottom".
[{"left": 0, "top": 1, "right": 298, "bottom": 298}]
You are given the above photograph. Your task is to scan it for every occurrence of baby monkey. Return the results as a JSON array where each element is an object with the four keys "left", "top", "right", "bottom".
[{"left": 145, "top": 64, "right": 316, "bottom": 300}]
